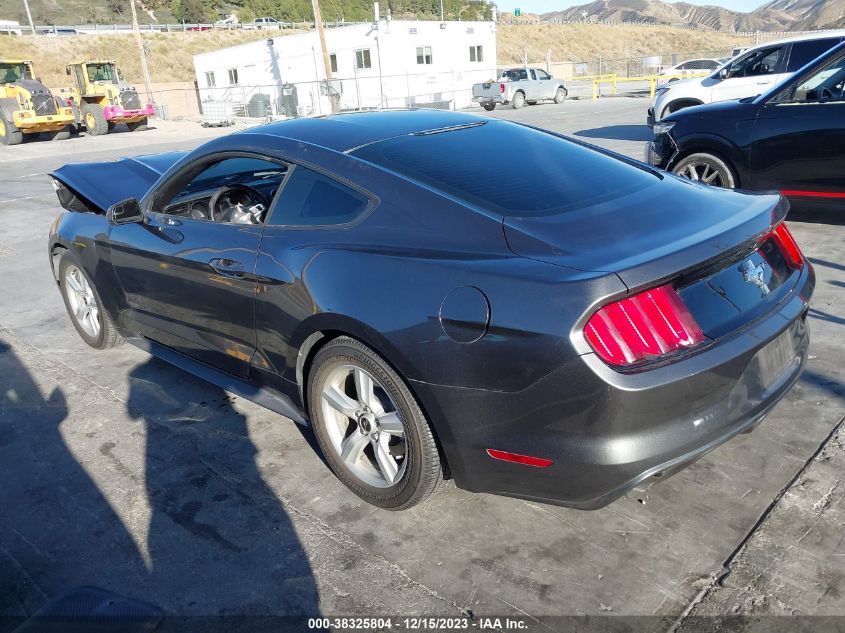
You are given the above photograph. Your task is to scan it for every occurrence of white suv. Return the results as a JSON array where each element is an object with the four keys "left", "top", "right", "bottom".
[{"left": 648, "top": 32, "right": 845, "bottom": 126}]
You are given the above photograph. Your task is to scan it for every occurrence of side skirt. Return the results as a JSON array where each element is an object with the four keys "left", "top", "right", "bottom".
[{"left": 129, "top": 337, "right": 309, "bottom": 426}]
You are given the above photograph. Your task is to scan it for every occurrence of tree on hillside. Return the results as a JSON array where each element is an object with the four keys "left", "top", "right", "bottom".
[{"left": 171, "top": 0, "right": 208, "bottom": 22}]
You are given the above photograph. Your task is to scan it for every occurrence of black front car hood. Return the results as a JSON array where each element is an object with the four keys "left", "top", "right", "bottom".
[{"left": 504, "top": 175, "right": 784, "bottom": 290}]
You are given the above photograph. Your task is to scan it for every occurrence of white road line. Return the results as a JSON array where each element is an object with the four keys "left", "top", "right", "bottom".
[{"left": 0, "top": 193, "right": 54, "bottom": 205}]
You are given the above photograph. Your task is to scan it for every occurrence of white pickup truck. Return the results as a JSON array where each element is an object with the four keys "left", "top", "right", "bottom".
[{"left": 472, "top": 67, "right": 568, "bottom": 111}]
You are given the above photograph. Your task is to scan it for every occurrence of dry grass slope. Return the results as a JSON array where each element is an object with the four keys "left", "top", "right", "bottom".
[
  {"left": 1, "top": 23, "right": 757, "bottom": 88},
  {"left": 496, "top": 23, "right": 756, "bottom": 64}
]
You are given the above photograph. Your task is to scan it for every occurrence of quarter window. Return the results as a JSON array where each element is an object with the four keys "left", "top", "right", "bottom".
[
  {"left": 416, "top": 46, "right": 433, "bottom": 65},
  {"left": 267, "top": 166, "right": 369, "bottom": 226},
  {"left": 205, "top": 71, "right": 216, "bottom": 87},
  {"left": 355, "top": 49, "right": 371, "bottom": 70},
  {"left": 227, "top": 68, "right": 239, "bottom": 85}
]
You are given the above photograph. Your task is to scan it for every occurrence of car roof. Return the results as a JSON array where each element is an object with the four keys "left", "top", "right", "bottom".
[
  {"left": 747, "top": 29, "right": 845, "bottom": 50},
  {"left": 243, "top": 109, "right": 489, "bottom": 153}
]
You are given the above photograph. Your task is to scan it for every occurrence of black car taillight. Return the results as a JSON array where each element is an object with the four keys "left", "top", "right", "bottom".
[{"left": 584, "top": 284, "right": 705, "bottom": 367}]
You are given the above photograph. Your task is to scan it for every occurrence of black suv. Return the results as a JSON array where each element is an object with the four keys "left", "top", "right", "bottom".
[{"left": 646, "top": 42, "right": 845, "bottom": 213}]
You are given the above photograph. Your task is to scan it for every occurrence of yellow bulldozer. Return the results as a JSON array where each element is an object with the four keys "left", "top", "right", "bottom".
[
  {"left": 0, "top": 59, "right": 75, "bottom": 145},
  {"left": 63, "top": 60, "right": 154, "bottom": 135}
]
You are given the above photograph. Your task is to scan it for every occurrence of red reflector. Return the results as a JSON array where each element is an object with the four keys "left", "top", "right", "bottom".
[
  {"left": 768, "top": 222, "right": 803, "bottom": 269},
  {"left": 584, "top": 284, "right": 705, "bottom": 367},
  {"left": 486, "top": 449, "right": 554, "bottom": 468},
  {"left": 500, "top": 83, "right": 506, "bottom": 94}
]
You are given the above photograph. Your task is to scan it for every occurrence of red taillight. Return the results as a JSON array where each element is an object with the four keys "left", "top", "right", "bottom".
[
  {"left": 584, "top": 284, "right": 705, "bottom": 367},
  {"left": 486, "top": 449, "right": 554, "bottom": 468},
  {"left": 500, "top": 83, "right": 506, "bottom": 94},
  {"left": 768, "top": 222, "right": 803, "bottom": 269}
]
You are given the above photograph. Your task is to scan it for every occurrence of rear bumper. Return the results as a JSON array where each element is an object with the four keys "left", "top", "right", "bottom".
[
  {"left": 473, "top": 95, "right": 506, "bottom": 104},
  {"left": 412, "top": 264, "right": 813, "bottom": 509},
  {"left": 103, "top": 103, "right": 155, "bottom": 122}
]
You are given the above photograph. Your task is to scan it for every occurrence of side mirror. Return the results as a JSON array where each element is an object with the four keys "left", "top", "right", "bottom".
[
  {"left": 107, "top": 198, "right": 143, "bottom": 224},
  {"left": 719, "top": 68, "right": 730, "bottom": 80}
]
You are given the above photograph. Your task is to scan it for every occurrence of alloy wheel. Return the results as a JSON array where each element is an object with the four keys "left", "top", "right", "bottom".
[
  {"left": 320, "top": 364, "right": 408, "bottom": 488},
  {"left": 64, "top": 264, "right": 100, "bottom": 338},
  {"left": 676, "top": 161, "right": 726, "bottom": 187}
]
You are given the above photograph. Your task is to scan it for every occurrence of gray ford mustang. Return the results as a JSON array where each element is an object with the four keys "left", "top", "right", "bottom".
[{"left": 48, "top": 109, "right": 814, "bottom": 510}]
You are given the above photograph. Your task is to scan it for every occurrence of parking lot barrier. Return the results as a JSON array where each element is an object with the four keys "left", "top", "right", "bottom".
[{"left": 590, "top": 71, "right": 710, "bottom": 99}]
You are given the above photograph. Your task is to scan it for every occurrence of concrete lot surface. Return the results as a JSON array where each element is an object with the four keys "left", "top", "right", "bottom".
[{"left": 1, "top": 104, "right": 843, "bottom": 631}]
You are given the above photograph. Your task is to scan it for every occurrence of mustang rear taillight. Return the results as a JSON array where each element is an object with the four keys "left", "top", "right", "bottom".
[
  {"left": 584, "top": 284, "right": 705, "bottom": 367},
  {"left": 767, "top": 223, "right": 803, "bottom": 270}
]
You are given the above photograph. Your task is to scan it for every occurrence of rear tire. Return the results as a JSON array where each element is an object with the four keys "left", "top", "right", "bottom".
[
  {"left": 57, "top": 252, "right": 123, "bottom": 350},
  {"left": 47, "top": 126, "right": 71, "bottom": 141},
  {"left": 82, "top": 103, "right": 109, "bottom": 136},
  {"left": 482, "top": 102, "right": 496, "bottom": 111},
  {"left": 0, "top": 113, "right": 23, "bottom": 146},
  {"left": 308, "top": 336, "right": 443, "bottom": 510},
  {"left": 554, "top": 86, "right": 568, "bottom": 104},
  {"left": 511, "top": 91, "right": 526, "bottom": 109},
  {"left": 126, "top": 118, "right": 148, "bottom": 132},
  {"left": 671, "top": 152, "right": 737, "bottom": 189}
]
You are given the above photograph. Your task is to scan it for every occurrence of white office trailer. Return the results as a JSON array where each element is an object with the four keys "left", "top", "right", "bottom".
[{"left": 193, "top": 18, "right": 497, "bottom": 119}]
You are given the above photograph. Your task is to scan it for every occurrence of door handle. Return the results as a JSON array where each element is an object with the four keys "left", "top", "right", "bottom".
[{"left": 209, "top": 258, "right": 245, "bottom": 277}]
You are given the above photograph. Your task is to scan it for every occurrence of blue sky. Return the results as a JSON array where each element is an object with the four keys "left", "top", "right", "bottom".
[{"left": 496, "top": 0, "right": 765, "bottom": 15}]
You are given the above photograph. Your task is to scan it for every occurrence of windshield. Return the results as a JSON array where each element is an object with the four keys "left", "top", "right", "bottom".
[
  {"left": 0, "top": 62, "right": 32, "bottom": 83},
  {"left": 86, "top": 63, "right": 118, "bottom": 83}
]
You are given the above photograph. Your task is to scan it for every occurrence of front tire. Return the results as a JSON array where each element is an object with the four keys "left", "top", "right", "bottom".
[
  {"left": 671, "top": 153, "right": 736, "bottom": 189},
  {"left": 126, "top": 118, "right": 148, "bottom": 132},
  {"left": 511, "top": 91, "right": 526, "bottom": 109},
  {"left": 82, "top": 103, "right": 109, "bottom": 136},
  {"left": 0, "top": 113, "right": 23, "bottom": 145},
  {"left": 308, "top": 336, "right": 443, "bottom": 510},
  {"left": 58, "top": 252, "right": 122, "bottom": 349}
]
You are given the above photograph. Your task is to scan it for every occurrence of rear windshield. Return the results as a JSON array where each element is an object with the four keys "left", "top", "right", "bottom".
[{"left": 351, "top": 121, "right": 659, "bottom": 217}]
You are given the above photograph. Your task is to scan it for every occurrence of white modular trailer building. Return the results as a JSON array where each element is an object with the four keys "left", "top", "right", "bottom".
[{"left": 193, "top": 19, "right": 497, "bottom": 118}]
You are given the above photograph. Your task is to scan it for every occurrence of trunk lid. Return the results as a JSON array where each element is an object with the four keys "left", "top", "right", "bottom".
[{"left": 504, "top": 177, "right": 796, "bottom": 340}]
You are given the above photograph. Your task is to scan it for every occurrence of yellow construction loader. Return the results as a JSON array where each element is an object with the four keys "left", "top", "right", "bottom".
[
  {"left": 64, "top": 60, "right": 154, "bottom": 135},
  {"left": 0, "top": 59, "right": 75, "bottom": 145}
]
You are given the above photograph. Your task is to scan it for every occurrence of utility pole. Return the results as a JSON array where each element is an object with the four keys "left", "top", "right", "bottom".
[
  {"left": 311, "top": 0, "right": 339, "bottom": 113},
  {"left": 22, "top": 0, "right": 35, "bottom": 34},
  {"left": 130, "top": 0, "right": 155, "bottom": 108},
  {"left": 440, "top": 0, "right": 444, "bottom": 22}
]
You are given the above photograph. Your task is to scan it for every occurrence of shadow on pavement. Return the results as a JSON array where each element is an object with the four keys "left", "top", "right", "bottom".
[
  {"left": 0, "top": 339, "right": 320, "bottom": 631},
  {"left": 574, "top": 124, "right": 653, "bottom": 142}
]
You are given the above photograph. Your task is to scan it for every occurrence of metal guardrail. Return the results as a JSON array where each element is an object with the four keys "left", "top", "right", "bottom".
[{"left": 7, "top": 20, "right": 364, "bottom": 35}]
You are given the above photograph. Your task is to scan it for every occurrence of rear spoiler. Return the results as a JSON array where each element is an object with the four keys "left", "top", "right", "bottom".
[{"left": 50, "top": 151, "right": 188, "bottom": 213}]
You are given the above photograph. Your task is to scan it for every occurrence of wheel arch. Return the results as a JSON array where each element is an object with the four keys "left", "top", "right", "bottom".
[
  {"left": 661, "top": 98, "right": 704, "bottom": 119},
  {"left": 667, "top": 137, "right": 743, "bottom": 187},
  {"left": 295, "top": 317, "right": 453, "bottom": 479}
]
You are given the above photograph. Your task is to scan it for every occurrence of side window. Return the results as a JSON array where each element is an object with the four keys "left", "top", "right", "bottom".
[
  {"left": 529, "top": 69, "right": 537, "bottom": 80},
  {"left": 536, "top": 69, "right": 550, "bottom": 80},
  {"left": 267, "top": 166, "right": 369, "bottom": 227},
  {"left": 157, "top": 157, "right": 288, "bottom": 225},
  {"left": 518, "top": 69, "right": 528, "bottom": 80},
  {"left": 787, "top": 39, "right": 840, "bottom": 72},
  {"left": 729, "top": 47, "right": 783, "bottom": 78},
  {"left": 792, "top": 54, "right": 845, "bottom": 102}
]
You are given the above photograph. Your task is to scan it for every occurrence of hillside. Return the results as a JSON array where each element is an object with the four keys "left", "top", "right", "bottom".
[
  {"left": 0, "top": 23, "right": 755, "bottom": 87},
  {"left": 543, "top": 0, "right": 845, "bottom": 31}
]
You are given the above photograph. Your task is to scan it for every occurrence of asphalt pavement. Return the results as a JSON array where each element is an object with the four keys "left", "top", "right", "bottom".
[{"left": 0, "top": 102, "right": 843, "bottom": 631}]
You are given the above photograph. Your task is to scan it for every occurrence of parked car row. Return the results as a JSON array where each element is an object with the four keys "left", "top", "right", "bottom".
[{"left": 646, "top": 36, "right": 845, "bottom": 214}]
